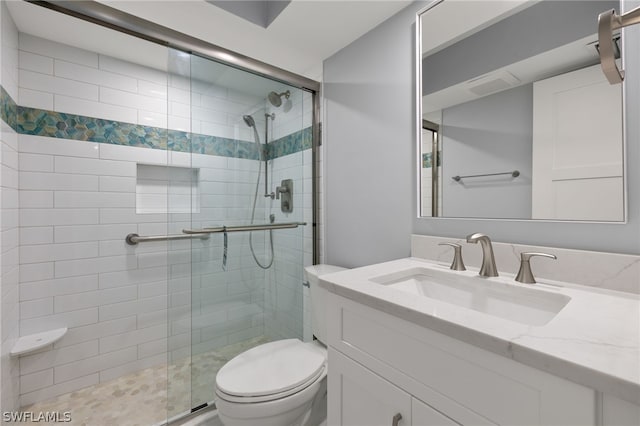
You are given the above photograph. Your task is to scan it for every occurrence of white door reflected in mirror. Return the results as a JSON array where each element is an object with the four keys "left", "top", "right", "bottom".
[{"left": 531, "top": 64, "right": 623, "bottom": 221}]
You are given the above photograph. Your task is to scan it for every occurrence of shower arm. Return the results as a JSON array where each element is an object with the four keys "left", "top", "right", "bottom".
[{"left": 598, "top": 5, "right": 640, "bottom": 84}]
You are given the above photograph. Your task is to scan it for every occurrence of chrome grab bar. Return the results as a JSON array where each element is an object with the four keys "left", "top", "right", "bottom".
[
  {"left": 598, "top": 6, "right": 640, "bottom": 84},
  {"left": 125, "top": 233, "right": 209, "bottom": 245},
  {"left": 125, "top": 222, "right": 307, "bottom": 245},
  {"left": 452, "top": 170, "right": 520, "bottom": 182},
  {"left": 183, "top": 221, "right": 307, "bottom": 234}
]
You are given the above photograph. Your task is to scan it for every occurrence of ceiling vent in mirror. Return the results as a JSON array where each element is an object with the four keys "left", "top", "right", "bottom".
[{"left": 466, "top": 70, "right": 520, "bottom": 97}]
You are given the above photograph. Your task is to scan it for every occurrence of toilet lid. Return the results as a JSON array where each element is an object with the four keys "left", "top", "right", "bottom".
[{"left": 216, "top": 339, "right": 326, "bottom": 398}]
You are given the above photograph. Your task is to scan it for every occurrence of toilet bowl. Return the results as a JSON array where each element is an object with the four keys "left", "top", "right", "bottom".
[{"left": 215, "top": 265, "right": 347, "bottom": 426}]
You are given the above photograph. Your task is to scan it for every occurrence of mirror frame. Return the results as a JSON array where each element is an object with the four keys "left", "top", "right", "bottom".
[{"left": 415, "top": 0, "right": 628, "bottom": 224}]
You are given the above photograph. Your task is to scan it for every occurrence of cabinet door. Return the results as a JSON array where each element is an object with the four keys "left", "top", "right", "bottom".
[
  {"left": 412, "top": 398, "right": 460, "bottom": 426},
  {"left": 329, "top": 348, "right": 411, "bottom": 426},
  {"left": 602, "top": 394, "right": 640, "bottom": 426}
]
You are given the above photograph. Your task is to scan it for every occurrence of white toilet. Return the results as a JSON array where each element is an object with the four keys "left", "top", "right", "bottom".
[{"left": 215, "top": 264, "right": 347, "bottom": 426}]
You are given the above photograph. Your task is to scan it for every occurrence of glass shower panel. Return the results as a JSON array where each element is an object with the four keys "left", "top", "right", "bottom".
[
  {"left": 7, "top": 4, "right": 178, "bottom": 423},
  {"left": 6, "top": 2, "right": 315, "bottom": 424},
  {"left": 182, "top": 54, "right": 310, "bottom": 410},
  {"left": 166, "top": 48, "right": 195, "bottom": 419},
  {"left": 264, "top": 87, "right": 310, "bottom": 344}
]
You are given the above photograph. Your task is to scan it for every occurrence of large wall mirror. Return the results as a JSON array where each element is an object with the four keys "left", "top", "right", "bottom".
[{"left": 417, "top": 0, "right": 626, "bottom": 222}]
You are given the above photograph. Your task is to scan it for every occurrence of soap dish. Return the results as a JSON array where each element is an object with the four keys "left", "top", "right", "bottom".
[{"left": 10, "top": 328, "right": 68, "bottom": 356}]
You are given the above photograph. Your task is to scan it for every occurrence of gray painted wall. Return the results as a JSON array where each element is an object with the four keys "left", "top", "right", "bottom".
[
  {"left": 441, "top": 84, "right": 533, "bottom": 219},
  {"left": 323, "top": 0, "right": 639, "bottom": 267},
  {"left": 322, "top": 3, "right": 418, "bottom": 267}
]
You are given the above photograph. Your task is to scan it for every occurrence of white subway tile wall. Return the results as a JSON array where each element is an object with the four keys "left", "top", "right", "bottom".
[
  {"left": 13, "top": 34, "right": 314, "bottom": 410},
  {"left": 1, "top": 0, "right": 21, "bottom": 412},
  {"left": 17, "top": 34, "right": 262, "bottom": 142},
  {"left": 16, "top": 134, "right": 277, "bottom": 406}
]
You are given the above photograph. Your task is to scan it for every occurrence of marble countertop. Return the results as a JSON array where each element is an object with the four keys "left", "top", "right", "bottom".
[{"left": 319, "top": 257, "right": 640, "bottom": 405}]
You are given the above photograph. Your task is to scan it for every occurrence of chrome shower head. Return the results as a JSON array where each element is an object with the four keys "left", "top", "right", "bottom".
[
  {"left": 267, "top": 90, "right": 290, "bottom": 107},
  {"left": 243, "top": 114, "right": 256, "bottom": 127}
]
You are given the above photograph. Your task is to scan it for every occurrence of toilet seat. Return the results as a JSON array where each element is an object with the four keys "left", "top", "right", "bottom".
[
  {"left": 216, "top": 339, "right": 326, "bottom": 404},
  {"left": 216, "top": 365, "right": 326, "bottom": 404}
]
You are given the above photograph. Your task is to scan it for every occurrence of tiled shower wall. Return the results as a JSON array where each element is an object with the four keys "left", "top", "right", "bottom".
[
  {"left": 7, "top": 33, "right": 313, "bottom": 408},
  {"left": 0, "top": 0, "right": 20, "bottom": 413}
]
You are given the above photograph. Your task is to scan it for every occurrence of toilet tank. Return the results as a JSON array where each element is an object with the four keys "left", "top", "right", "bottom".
[{"left": 304, "top": 264, "right": 347, "bottom": 344}]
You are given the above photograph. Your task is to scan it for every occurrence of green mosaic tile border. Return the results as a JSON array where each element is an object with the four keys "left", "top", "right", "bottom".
[
  {"left": 422, "top": 151, "right": 441, "bottom": 168},
  {"left": 1, "top": 84, "right": 308, "bottom": 160},
  {"left": 0, "top": 86, "right": 17, "bottom": 132},
  {"left": 267, "top": 126, "right": 312, "bottom": 159}
]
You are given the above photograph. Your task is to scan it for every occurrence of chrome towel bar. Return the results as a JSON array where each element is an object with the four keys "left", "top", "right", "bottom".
[
  {"left": 125, "top": 233, "right": 209, "bottom": 245},
  {"left": 125, "top": 222, "right": 306, "bottom": 245},
  {"left": 452, "top": 170, "right": 520, "bottom": 182},
  {"left": 183, "top": 221, "right": 307, "bottom": 234}
]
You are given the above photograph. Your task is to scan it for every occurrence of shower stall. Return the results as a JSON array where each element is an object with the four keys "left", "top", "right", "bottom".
[{"left": 0, "top": 1, "right": 318, "bottom": 424}]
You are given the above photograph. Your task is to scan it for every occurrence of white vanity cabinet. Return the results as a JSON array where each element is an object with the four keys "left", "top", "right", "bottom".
[
  {"left": 329, "top": 347, "right": 460, "bottom": 426},
  {"left": 326, "top": 293, "right": 625, "bottom": 426},
  {"left": 328, "top": 348, "right": 412, "bottom": 426}
]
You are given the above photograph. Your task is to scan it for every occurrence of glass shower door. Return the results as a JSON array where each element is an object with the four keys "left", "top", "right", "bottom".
[{"left": 165, "top": 52, "right": 312, "bottom": 413}]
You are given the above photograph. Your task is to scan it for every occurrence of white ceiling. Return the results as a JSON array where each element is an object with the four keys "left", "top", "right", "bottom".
[{"left": 6, "top": 0, "right": 411, "bottom": 81}]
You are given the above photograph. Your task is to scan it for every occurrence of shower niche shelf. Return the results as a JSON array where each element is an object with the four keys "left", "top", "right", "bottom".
[
  {"left": 10, "top": 328, "right": 67, "bottom": 357},
  {"left": 136, "top": 164, "right": 200, "bottom": 214}
]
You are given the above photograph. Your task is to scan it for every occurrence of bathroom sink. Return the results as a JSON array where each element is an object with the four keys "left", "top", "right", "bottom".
[{"left": 370, "top": 267, "right": 570, "bottom": 326}]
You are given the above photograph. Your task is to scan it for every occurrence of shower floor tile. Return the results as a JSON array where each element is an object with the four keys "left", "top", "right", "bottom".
[{"left": 18, "top": 337, "right": 267, "bottom": 426}]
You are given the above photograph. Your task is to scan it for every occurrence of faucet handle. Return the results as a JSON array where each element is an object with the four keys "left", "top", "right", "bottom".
[
  {"left": 438, "top": 243, "right": 466, "bottom": 271},
  {"left": 515, "top": 252, "right": 557, "bottom": 284},
  {"left": 275, "top": 185, "right": 288, "bottom": 200}
]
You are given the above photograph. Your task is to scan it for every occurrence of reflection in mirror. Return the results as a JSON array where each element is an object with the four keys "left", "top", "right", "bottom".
[{"left": 418, "top": 0, "right": 625, "bottom": 221}]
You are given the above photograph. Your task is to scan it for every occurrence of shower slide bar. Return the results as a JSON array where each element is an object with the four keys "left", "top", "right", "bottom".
[
  {"left": 452, "top": 170, "right": 520, "bottom": 182},
  {"left": 125, "top": 222, "right": 306, "bottom": 245}
]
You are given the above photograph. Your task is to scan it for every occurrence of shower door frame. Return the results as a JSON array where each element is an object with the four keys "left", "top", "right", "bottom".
[{"left": 29, "top": 0, "right": 321, "bottom": 265}]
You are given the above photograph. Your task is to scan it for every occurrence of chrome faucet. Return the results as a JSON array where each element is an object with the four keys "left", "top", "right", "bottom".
[
  {"left": 438, "top": 242, "right": 466, "bottom": 271},
  {"left": 466, "top": 233, "right": 498, "bottom": 277},
  {"left": 515, "top": 252, "right": 557, "bottom": 284}
]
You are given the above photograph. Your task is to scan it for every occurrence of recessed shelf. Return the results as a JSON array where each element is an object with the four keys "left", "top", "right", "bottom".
[
  {"left": 136, "top": 164, "right": 200, "bottom": 214},
  {"left": 10, "top": 328, "right": 67, "bottom": 357}
]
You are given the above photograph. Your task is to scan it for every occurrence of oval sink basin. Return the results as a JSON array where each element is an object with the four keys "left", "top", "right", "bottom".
[{"left": 370, "top": 267, "right": 570, "bottom": 326}]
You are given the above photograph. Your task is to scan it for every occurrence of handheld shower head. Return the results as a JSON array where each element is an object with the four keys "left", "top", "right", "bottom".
[
  {"left": 243, "top": 115, "right": 256, "bottom": 128},
  {"left": 267, "top": 90, "right": 290, "bottom": 107},
  {"left": 243, "top": 114, "right": 261, "bottom": 146}
]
